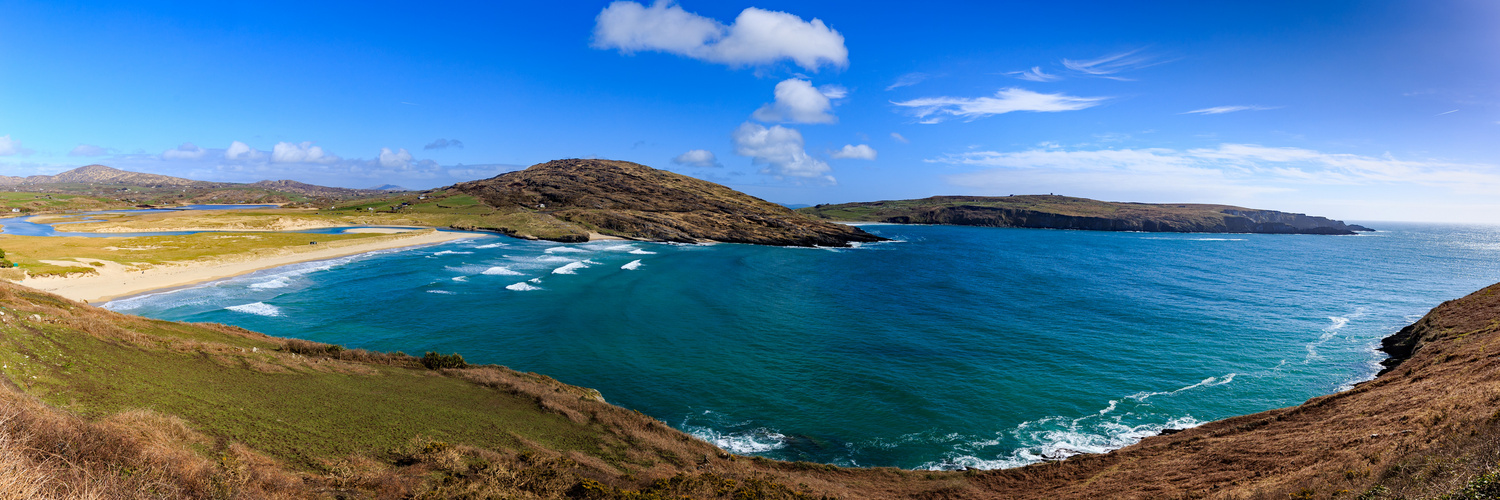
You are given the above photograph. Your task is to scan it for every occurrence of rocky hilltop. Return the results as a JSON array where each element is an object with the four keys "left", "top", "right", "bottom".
[
  {"left": 446, "top": 158, "right": 883, "bottom": 246},
  {"left": 798, "top": 195, "right": 1374, "bottom": 235}
]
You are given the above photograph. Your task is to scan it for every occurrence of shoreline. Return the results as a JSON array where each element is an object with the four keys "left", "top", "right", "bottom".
[{"left": 17, "top": 228, "right": 489, "bottom": 303}]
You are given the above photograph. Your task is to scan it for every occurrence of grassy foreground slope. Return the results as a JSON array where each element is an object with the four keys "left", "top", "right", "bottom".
[
  {"left": 5, "top": 280, "right": 1500, "bottom": 498},
  {"left": 797, "top": 195, "right": 1373, "bottom": 235}
]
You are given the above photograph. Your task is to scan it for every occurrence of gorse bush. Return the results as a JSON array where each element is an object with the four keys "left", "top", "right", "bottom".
[{"left": 421, "top": 352, "right": 468, "bottom": 370}]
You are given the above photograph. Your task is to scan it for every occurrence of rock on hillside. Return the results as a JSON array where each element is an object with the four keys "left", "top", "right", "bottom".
[{"left": 450, "top": 158, "right": 884, "bottom": 247}]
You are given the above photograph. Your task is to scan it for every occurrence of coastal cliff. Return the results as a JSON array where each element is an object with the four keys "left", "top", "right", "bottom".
[
  {"left": 797, "top": 195, "right": 1374, "bottom": 235},
  {"left": 448, "top": 159, "right": 884, "bottom": 246}
]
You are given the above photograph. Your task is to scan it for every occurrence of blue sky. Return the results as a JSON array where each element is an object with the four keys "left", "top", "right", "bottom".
[{"left": 2, "top": 1, "right": 1497, "bottom": 222}]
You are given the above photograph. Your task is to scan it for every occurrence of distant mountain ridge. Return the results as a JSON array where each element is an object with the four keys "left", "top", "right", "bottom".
[
  {"left": 0, "top": 164, "right": 210, "bottom": 187},
  {"left": 0, "top": 164, "right": 390, "bottom": 202},
  {"left": 798, "top": 195, "right": 1374, "bottom": 235}
]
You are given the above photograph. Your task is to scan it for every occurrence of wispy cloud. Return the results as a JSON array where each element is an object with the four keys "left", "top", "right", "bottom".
[
  {"left": 892, "top": 87, "right": 1108, "bottom": 123},
  {"left": 1182, "top": 105, "right": 1280, "bottom": 115},
  {"left": 424, "top": 138, "right": 465, "bottom": 150},
  {"left": 932, "top": 144, "right": 1500, "bottom": 200},
  {"left": 886, "top": 72, "right": 928, "bottom": 90},
  {"left": 592, "top": 1, "right": 847, "bottom": 72},
  {"left": 890, "top": 132, "right": 909, "bottom": 144},
  {"left": 1061, "top": 49, "right": 1165, "bottom": 80},
  {"left": 1007, "top": 66, "right": 1059, "bottom": 82},
  {"left": 1436, "top": 109, "right": 1459, "bottom": 116},
  {"left": 69, "top": 144, "right": 110, "bottom": 157}
]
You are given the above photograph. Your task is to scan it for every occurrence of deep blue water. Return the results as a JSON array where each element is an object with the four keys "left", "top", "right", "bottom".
[{"left": 104, "top": 222, "right": 1500, "bottom": 469}]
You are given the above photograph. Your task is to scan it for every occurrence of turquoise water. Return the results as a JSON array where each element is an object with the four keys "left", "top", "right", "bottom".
[{"left": 105, "top": 223, "right": 1500, "bottom": 469}]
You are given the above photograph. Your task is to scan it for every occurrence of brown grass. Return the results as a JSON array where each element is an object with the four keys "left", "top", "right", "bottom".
[{"left": 0, "top": 382, "right": 305, "bottom": 499}]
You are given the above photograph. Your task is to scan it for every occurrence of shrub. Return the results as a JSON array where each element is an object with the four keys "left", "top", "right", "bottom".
[{"left": 421, "top": 352, "right": 468, "bottom": 370}]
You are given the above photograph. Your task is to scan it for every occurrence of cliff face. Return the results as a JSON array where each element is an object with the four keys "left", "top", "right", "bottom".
[
  {"left": 799, "top": 195, "right": 1373, "bottom": 235},
  {"left": 451, "top": 158, "right": 884, "bottom": 246}
]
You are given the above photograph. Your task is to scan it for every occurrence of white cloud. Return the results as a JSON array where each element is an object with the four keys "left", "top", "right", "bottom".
[
  {"left": 1182, "top": 105, "right": 1278, "bottom": 115},
  {"left": 752, "top": 78, "right": 838, "bottom": 124},
  {"left": 379, "top": 148, "right": 415, "bottom": 168},
  {"left": 1008, "top": 66, "right": 1060, "bottom": 82},
  {"left": 0, "top": 135, "right": 32, "bottom": 156},
  {"left": 1062, "top": 49, "right": 1163, "bottom": 80},
  {"left": 271, "top": 141, "right": 339, "bottom": 164},
  {"left": 933, "top": 144, "right": 1500, "bottom": 201},
  {"left": 223, "top": 141, "right": 266, "bottom": 161},
  {"left": 818, "top": 84, "right": 847, "bottom": 100},
  {"left": 672, "top": 149, "right": 721, "bottom": 167},
  {"left": 886, "top": 72, "right": 928, "bottom": 90},
  {"left": 1436, "top": 109, "right": 1459, "bottom": 116},
  {"left": 69, "top": 144, "right": 109, "bottom": 157},
  {"left": 163, "top": 142, "right": 208, "bottom": 160},
  {"left": 890, "top": 132, "right": 909, "bottom": 143},
  {"left": 892, "top": 87, "right": 1108, "bottom": 123},
  {"left": 593, "top": 1, "right": 847, "bottom": 71},
  {"left": 731, "top": 122, "right": 832, "bottom": 182},
  {"left": 830, "top": 144, "right": 877, "bottom": 160}
]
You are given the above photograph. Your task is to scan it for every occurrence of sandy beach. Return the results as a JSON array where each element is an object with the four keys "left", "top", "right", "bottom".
[{"left": 18, "top": 228, "right": 488, "bottom": 303}]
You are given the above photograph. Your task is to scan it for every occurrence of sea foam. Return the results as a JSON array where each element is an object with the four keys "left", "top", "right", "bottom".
[
  {"left": 555, "top": 261, "right": 588, "bottom": 273},
  {"left": 226, "top": 302, "right": 282, "bottom": 317},
  {"left": 621, "top": 259, "right": 643, "bottom": 270},
  {"left": 481, "top": 266, "right": 523, "bottom": 276},
  {"left": 475, "top": 242, "right": 508, "bottom": 249},
  {"left": 506, "top": 282, "right": 541, "bottom": 291}
]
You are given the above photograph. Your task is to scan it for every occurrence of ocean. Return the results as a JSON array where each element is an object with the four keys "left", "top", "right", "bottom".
[{"left": 104, "top": 222, "right": 1500, "bottom": 470}]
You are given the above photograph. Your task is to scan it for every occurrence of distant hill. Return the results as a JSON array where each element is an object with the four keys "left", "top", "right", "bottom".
[
  {"left": 0, "top": 164, "right": 211, "bottom": 188},
  {"left": 248, "top": 179, "right": 385, "bottom": 198},
  {"left": 798, "top": 195, "right": 1374, "bottom": 235},
  {"left": 0, "top": 164, "right": 390, "bottom": 205},
  {"left": 366, "top": 184, "right": 408, "bottom": 191},
  {"left": 446, "top": 158, "right": 883, "bottom": 246}
]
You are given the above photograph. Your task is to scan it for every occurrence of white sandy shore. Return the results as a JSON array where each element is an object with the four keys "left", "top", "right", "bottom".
[{"left": 18, "top": 229, "right": 488, "bottom": 303}]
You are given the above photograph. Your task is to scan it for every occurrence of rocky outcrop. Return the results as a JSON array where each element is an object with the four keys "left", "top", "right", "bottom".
[{"left": 450, "top": 159, "right": 884, "bottom": 246}]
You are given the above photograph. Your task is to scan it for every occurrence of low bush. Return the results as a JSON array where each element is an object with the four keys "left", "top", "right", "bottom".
[{"left": 422, "top": 352, "right": 468, "bottom": 370}]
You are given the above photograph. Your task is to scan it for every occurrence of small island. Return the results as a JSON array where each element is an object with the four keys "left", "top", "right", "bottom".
[{"left": 797, "top": 195, "right": 1375, "bottom": 235}]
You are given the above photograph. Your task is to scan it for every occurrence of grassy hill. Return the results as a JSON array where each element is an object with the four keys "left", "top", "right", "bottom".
[{"left": 797, "top": 195, "right": 1373, "bottom": 235}]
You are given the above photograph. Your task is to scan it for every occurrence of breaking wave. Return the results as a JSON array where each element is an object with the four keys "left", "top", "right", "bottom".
[
  {"left": 506, "top": 282, "right": 541, "bottom": 291},
  {"left": 621, "top": 259, "right": 643, "bottom": 270},
  {"left": 481, "top": 266, "right": 523, "bottom": 276},
  {"left": 226, "top": 302, "right": 282, "bottom": 317}
]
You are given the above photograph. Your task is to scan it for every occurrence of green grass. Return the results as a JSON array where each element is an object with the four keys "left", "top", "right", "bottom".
[{"left": 0, "top": 302, "right": 611, "bottom": 469}]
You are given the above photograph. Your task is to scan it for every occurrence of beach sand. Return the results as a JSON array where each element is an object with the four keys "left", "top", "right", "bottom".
[{"left": 18, "top": 229, "right": 488, "bottom": 303}]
